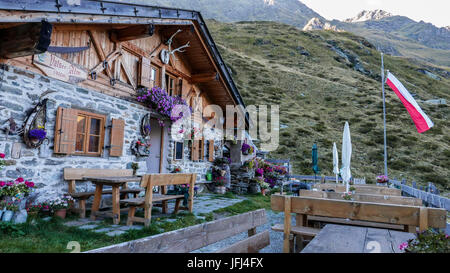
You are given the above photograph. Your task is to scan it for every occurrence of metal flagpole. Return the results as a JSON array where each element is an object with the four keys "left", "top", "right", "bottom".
[{"left": 381, "top": 53, "right": 388, "bottom": 177}]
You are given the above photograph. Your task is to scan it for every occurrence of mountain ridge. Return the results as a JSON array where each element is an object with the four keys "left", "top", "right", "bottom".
[{"left": 117, "top": 0, "right": 449, "bottom": 67}]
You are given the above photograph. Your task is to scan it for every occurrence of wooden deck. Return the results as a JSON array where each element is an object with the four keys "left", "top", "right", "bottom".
[{"left": 301, "top": 224, "right": 416, "bottom": 253}]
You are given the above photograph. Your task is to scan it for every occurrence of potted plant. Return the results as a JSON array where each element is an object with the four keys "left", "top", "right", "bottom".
[
  {"left": 214, "top": 176, "right": 226, "bottom": 194},
  {"left": 0, "top": 200, "right": 5, "bottom": 219},
  {"left": 349, "top": 186, "right": 356, "bottom": 194},
  {"left": 342, "top": 192, "right": 353, "bottom": 201},
  {"left": 39, "top": 202, "right": 51, "bottom": 216},
  {"left": 0, "top": 153, "right": 5, "bottom": 171},
  {"left": 1, "top": 201, "right": 18, "bottom": 222},
  {"left": 49, "top": 195, "right": 74, "bottom": 219},
  {"left": 255, "top": 177, "right": 270, "bottom": 196},
  {"left": 26, "top": 204, "right": 42, "bottom": 219},
  {"left": 172, "top": 167, "right": 182, "bottom": 173},
  {"left": 131, "top": 162, "right": 139, "bottom": 175}
]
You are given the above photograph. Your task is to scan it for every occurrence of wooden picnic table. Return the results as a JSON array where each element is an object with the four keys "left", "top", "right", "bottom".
[
  {"left": 84, "top": 176, "right": 142, "bottom": 224},
  {"left": 301, "top": 224, "right": 416, "bottom": 253}
]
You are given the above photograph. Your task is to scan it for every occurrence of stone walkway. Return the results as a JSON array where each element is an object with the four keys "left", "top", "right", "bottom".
[
  {"left": 63, "top": 193, "right": 246, "bottom": 237},
  {"left": 194, "top": 210, "right": 295, "bottom": 253}
]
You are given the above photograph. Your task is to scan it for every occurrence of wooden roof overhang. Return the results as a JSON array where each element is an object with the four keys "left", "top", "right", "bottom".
[{"left": 0, "top": 0, "right": 249, "bottom": 127}]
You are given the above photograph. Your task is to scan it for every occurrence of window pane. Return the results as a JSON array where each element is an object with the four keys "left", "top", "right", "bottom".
[
  {"left": 151, "top": 68, "right": 156, "bottom": 81},
  {"left": 76, "top": 134, "right": 84, "bottom": 152},
  {"left": 90, "top": 118, "right": 101, "bottom": 135},
  {"left": 175, "top": 142, "right": 183, "bottom": 160},
  {"left": 77, "top": 116, "right": 86, "bottom": 133},
  {"left": 88, "top": 135, "right": 100, "bottom": 153}
]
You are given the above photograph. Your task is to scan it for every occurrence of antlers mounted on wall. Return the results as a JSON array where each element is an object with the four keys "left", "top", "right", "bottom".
[{"left": 161, "top": 29, "right": 190, "bottom": 63}]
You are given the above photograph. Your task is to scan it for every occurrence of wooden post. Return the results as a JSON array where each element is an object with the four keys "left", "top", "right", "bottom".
[
  {"left": 90, "top": 184, "right": 104, "bottom": 220},
  {"left": 111, "top": 185, "right": 121, "bottom": 225},
  {"left": 188, "top": 174, "right": 195, "bottom": 212},
  {"left": 283, "top": 196, "right": 292, "bottom": 253},
  {"left": 419, "top": 207, "right": 428, "bottom": 232},
  {"left": 295, "top": 213, "right": 307, "bottom": 252}
]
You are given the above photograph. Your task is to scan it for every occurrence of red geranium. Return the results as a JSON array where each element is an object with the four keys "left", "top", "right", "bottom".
[
  {"left": 0, "top": 153, "right": 5, "bottom": 158},
  {"left": 15, "top": 177, "right": 24, "bottom": 183}
]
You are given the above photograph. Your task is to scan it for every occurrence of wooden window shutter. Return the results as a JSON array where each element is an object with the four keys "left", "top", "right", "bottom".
[
  {"left": 199, "top": 138, "right": 205, "bottom": 161},
  {"left": 54, "top": 107, "right": 77, "bottom": 154},
  {"left": 191, "top": 140, "right": 200, "bottom": 161},
  {"left": 110, "top": 118, "right": 125, "bottom": 157},
  {"left": 138, "top": 57, "right": 152, "bottom": 88},
  {"left": 208, "top": 140, "right": 214, "bottom": 162}
]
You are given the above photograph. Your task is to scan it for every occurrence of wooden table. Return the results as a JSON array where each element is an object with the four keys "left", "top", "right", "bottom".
[
  {"left": 301, "top": 224, "right": 416, "bottom": 253},
  {"left": 84, "top": 176, "right": 141, "bottom": 224}
]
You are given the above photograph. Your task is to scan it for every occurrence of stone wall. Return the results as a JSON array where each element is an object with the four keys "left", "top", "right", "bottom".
[{"left": 0, "top": 65, "right": 218, "bottom": 202}]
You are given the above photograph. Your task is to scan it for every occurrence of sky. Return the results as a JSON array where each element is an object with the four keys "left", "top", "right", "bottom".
[{"left": 301, "top": 0, "right": 450, "bottom": 27}]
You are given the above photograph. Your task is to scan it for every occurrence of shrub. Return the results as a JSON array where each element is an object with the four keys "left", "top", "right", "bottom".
[{"left": 401, "top": 229, "right": 449, "bottom": 253}]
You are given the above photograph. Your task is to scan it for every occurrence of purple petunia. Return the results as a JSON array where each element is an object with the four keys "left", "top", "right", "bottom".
[
  {"left": 28, "top": 128, "right": 46, "bottom": 140},
  {"left": 137, "top": 87, "right": 190, "bottom": 123}
]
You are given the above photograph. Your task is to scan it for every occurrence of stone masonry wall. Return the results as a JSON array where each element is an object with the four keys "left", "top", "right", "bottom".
[{"left": 0, "top": 65, "right": 216, "bottom": 202}]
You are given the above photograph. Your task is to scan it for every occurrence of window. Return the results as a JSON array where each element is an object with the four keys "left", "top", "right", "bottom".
[
  {"left": 75, "top": 111, "right": 106, "bottom": 156},
  {"left": 174, "top": 141, "right": 184, "bottom": 160},
  {"left": 165, "top": 73, "right": 176, "bottom": 96},
  {"left": 150, "top": 66, "right": 158, "bottom": 87}
]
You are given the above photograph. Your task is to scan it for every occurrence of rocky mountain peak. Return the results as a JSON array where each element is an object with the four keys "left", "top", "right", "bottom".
[
  {"left": 303, "top": 17, "right": 342, "bottom": 32},
  {"left": 263, "top": 0, "right": 275, "bottom": 6},
  {"left": 345, "top": 9, "right": 393, "bottom": 23}
]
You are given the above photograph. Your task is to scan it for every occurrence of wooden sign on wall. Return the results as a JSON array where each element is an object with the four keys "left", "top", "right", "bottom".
[{"left": 33, "top": 52, "right": 87, "bottom": 83}]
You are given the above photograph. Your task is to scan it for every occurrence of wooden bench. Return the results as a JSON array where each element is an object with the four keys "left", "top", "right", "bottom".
[
  {"left": 271, "top": 194, "right": 447, "bottom": 253},
  {"left": 313, "top": 183, "right": 402, "bottom": 196},
  {"left": 85, "top": 209, "right": 269, "bottom": 253},
  {"left": 64, "top": 168, "right": 142, "bottom": 218},
  {"left": 120, "top": 173, "right": 196, "bottom": 227}
]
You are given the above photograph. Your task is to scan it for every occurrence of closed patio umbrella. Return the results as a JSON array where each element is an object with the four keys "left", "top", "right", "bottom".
[
  {"left": 333, "top": 142, "right": 339, "bottom": 184},
  {"left": 312, "top": 143, "right": 320, "bottom": 182},
  {"left": 340, "top": 122, "right": 352, "bottom": 193}
]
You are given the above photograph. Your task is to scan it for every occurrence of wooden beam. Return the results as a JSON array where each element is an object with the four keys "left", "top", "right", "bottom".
[
  {"left": 313, "top": 183, "right": 402, "bottom": 196},
  {"left": 283, "top": 196, "right": 292, "bottom": 253},
  {"left": 111, "top": 24, "right": 155, "bottom": 42},
  {"left": 299, "top": 190, "right": 423, "bottom": 206},
  {"left": 215, "top": 231, "right": 270, "bottom": 253},
  {"left": 190, "top": 72, "right": 218, "bottom": 84},
  {"left": 0, "top": 21, "right": 52, "bottom": 59},
  {"left": 271, "top": 195, "right": 447, "bottom": 229},
  {"left": 85, "top": 209, "right": 267, "bottom": 253},
  {"left": 88, "top": 30, "right": 113, "bottom": 79}
]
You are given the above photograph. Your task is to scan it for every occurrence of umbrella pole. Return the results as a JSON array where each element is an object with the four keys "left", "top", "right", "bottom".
[
  {"left": 336, "top": 174, "right": 338, "bottom": 184},
  {"left": 381, "top": 53, "right": 388, "bottom": 177}
]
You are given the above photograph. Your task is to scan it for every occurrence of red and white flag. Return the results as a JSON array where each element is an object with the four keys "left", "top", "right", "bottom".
[{"left": 386, "top": 72, "right": 434, "bottom": 133}]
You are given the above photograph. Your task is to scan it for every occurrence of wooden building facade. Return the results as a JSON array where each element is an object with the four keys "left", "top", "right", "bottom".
[{"left": 0, "top": 0, "right": 253, "bottom": 199}]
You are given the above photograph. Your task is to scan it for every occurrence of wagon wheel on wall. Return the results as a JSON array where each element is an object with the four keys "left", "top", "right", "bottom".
[
  {"left": 22, "top": 97, "right": 51, "bottom": 149},
  {"left": 140, "top": 113, "right": 151, "bottom": 138}
]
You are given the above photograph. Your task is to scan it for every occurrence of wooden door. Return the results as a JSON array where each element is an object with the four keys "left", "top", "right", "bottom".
[{"left": 145, "top": 119, "right": 163, "bottom": 173}]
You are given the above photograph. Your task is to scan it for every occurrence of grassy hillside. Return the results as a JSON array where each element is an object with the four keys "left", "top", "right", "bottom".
[{"left": 206, "top": 20, "right": 450, "bottom": 191}]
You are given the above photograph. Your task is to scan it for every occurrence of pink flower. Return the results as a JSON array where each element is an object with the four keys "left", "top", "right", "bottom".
[
  {"left": 399, "top": 242, "right": 408, "bottom": 251},
  {"left": 15, "top": 177, "right": 24, "bottom": 183},
  {"left": 0, "top": 153, "right": 5, "bottom": 158}
]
